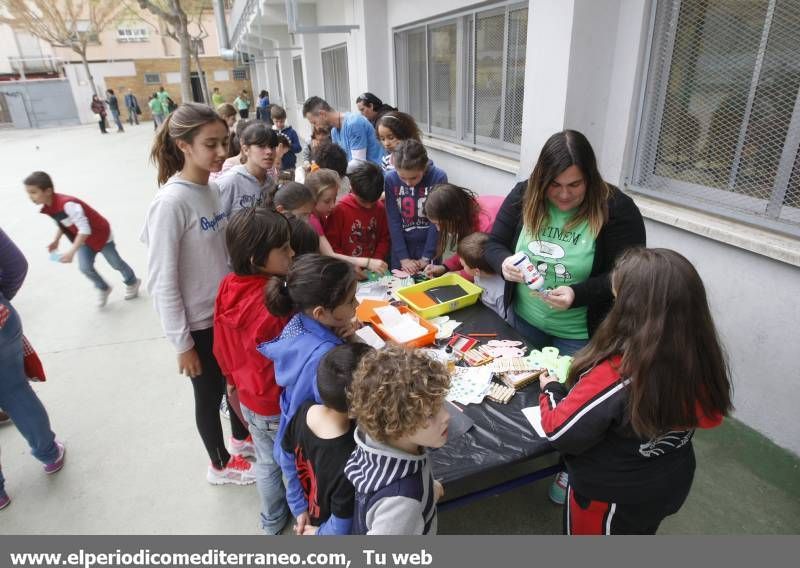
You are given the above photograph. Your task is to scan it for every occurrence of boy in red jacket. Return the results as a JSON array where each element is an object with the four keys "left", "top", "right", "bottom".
[
  {"left": 24, "top": 171, "right": 140, "bottom": 308},
  {"left": 213, "top": 207, "right": 294, "bottom": 535},
  {"left": 324, "top": 160, "right": 390, "bottom": 277}
]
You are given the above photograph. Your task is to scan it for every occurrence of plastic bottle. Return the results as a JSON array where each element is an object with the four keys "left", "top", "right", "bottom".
[{"left": 509, "top": 251, "right": 545, "bottom": 291}]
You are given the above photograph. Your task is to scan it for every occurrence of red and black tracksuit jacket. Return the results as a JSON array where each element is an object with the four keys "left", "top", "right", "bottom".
[
  {"left": 539, "top": 356, "right": 722, "bottom": 534},
  {"left": 40, "top": 193, "right": 111, "bottom": 253}
]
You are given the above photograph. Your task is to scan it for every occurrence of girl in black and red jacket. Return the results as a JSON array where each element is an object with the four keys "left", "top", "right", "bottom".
[{"left": 539, "top": 248, "right": 733, "bottom": 535}]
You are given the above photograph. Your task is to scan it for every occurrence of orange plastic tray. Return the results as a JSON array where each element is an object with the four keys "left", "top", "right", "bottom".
[{"left": 368, "top": 305, "right": 436, "bottom": 348}]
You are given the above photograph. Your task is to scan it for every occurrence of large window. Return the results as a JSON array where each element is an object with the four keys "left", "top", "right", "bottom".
[
  {"left": 321, "top": 44, "right": 351, "bottom": 112},
  {"left": 394, "top": 2, "right": 528, "bottom": 156},
  {"left": 632, "top": 0, "right": 800, "bottom": 235},
  {"left": 293, "top": 55, "right": 306, "bottom": 103}
]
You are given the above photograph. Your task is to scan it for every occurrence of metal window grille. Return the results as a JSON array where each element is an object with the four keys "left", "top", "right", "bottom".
[
  {"left": 293, "top": 55, "right": 306, "bottom": 103},
  {"left": 143, "top": 73, "right": 161, "bottom": 85},
  {"left": 632, "top": 0, "right": 800, "bottom": 235},
  {"left": 321, "top": 44, "right": 351, "bottom": 112},
  {"left": 394, "top": 2, "right": 528, "bottom": 157},
  {"left": 232, "top": 68, "right": 249, "bottom": 81}
]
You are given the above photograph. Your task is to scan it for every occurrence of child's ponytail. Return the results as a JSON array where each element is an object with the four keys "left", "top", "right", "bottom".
[
  {"left": 149, "top": 102, "right": 228, "bottom": 186},
  {"left": 265, "top": 254, "right": 355, "bottom": 317}
]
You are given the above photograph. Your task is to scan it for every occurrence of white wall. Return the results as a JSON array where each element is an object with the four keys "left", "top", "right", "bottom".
[{"left": 63, "top": 61, "right": 137, "bottom": 124}]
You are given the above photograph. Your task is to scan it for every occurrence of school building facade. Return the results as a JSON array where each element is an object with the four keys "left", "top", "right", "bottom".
[{"left": 226, "top": 0, "right": 800, "bottom": 455}]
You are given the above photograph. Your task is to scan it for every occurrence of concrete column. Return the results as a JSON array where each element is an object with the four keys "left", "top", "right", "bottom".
[
  {"left": 351, "top": 0, "right": 391, "bottom": 106},
  {"left": 517, "top": 0, "right": 575, "bottom": 180}
]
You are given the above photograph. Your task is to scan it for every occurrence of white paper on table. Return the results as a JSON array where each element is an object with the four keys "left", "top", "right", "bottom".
[
  {"left": 385, "top": 314, "right": 428, "bottom": 343},
  {"left": 354, "top": 326, "right": 386, "bottom": 349},
  {"left": 521, "top": 406, "right": 547, "bottom": 438},
  {"left": 374, "top": 305, "right": 403, "bottom": 326},
  {"left": 446, "top": 367, "right": 494, "bottom": 405}
]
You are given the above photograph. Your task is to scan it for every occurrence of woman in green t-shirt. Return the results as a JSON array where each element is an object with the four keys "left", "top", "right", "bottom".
[{"left": 486, "top": 130, "right": 646, "bottom": 356}]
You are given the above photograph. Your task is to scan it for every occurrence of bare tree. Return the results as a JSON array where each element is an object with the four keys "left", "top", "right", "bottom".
[
  {"left": 134, "top": 0, "right": 213, "bottom": 104},
  {"left": 0, "top": 0, "right": 122, "bottom": 97}
]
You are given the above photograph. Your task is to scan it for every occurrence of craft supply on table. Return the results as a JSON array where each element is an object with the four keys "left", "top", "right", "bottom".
[
  {"left": 500, "top": 370, "right": 544, "bottom": 390},
  {"left": 446, "top": 367, "right": 494, "bottom": 405},
  {"left": 444, "top": 400, "right": 475, "bottom": 439},
  {"left": 429, "top": 315, "right": 462, "bottom": 340},
  {"left": 368, "top": 305, "right": 437, "bottom": 347},
  {"left": 509, "top": 251, "right": 545, "bottom": 291},
  {"left": 354, "top": 326, "right": 386, "bottom": 349},
  {"left": 395, "top": 274, "right": 482, "bottom": 319},
  {"left": 485, "top": 383, "right": 516, "bottom": 404},
  {"left": 488, "top": 347, "right": 573, "bottom": 382},
  {"left": 479, "top": 340, "right": 527, "bottom": 359},
  {"left": 521, "top": 406, "right": 547, "bottom": 438}
]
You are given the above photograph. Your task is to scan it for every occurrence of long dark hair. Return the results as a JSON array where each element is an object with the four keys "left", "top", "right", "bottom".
[
  {"left": 375, "top": 111, "right": 421, "bottom": 142},
  {"left": 567, "top": 248, "right": 733, "bottom": 439},
  {"left": 425, "top": 184, "right": 480, "bottom": 259},
  {"left": 265, "top": 254, "right": 355, "bottom": 317},
  {"left": 523, "top": 130, "right": 610, "bottom": 238},
  {"left": 225, "top": 207, "right": 290, "bottom": 276},
  {"left": 150, "top": 102, "right": 228, "bottom": 185}
]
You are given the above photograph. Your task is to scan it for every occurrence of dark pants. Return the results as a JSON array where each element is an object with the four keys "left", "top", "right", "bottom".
[
  {"left": 563, "top": 482, "right": 691, "bottom": 535},
  {"left": 127, "top": 107, "right": 139, "bottom": 125},
  {"left": 189, "top": 328, "right": 249, "bottom": 469},
  {"left": 238, "top": 109, "right": 249, "bottom": 119},
  {"left": 98, "top": 116, "right": 107, "bottom": 133}
]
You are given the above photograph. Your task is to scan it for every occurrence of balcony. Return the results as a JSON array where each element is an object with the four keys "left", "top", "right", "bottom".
[{"left": 7, "top": 55, "right": 63, "bottom": 78}]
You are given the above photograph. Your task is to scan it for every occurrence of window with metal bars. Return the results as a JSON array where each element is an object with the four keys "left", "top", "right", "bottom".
[
  {"left": 394, "top": 2, "right": 528, "bottom": 157},
  {"left": 293, "top": 55, "right": 306, "bottom": 103},
  {"left": 321, "top": 44, "right": 351, "bottom": 112},
  {"left": 631, "top": 0, "right": 800, "bottom": 236}
]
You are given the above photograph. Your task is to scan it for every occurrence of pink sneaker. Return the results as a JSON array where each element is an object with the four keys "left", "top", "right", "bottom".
[
  {"left": 43, "top": 441, "right": 66, "bottom": 475},
  {"left": 230, "top": 435, "right": 255, "bottom": 459},
  {"left": 206, "top": 455, "right": 256, "bottom": 486},
  {"left": 0, "top": 492, "right": 10, "bottom": 510}
]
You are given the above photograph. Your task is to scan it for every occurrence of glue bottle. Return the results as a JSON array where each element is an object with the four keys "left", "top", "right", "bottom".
[{"left": 509, "top": 252, "right": 545, "bottom": 291}]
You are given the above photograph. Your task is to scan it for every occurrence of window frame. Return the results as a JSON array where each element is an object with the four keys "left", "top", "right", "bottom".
[
  {"left": 393, "top": 1, "right": 528, "bottom": 159},
  {"left": 293, "top": 55, "right": 306, "bottom": 104},
  {"left": 627, "top": 0, "right": 800, "bottom": 237},
  {"left": 321, "top": 43, "right": 351, "bottom": 112},
  {"left": 143, "top": 72, "right": 161, "bottom": 85}
]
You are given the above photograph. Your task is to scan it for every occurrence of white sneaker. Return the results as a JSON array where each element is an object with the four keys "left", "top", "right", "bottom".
[
  {"left": 230, "top": 436, "right": 256, "bottom": 459},
  {"left": 207, "top": 455, "right": 256, "bottom": 486},
  {"left": 124, "top": 278, "right": 141, "bottom": 300},
  {"left": 97, "top": 287, "right": 112, "bottom": 308}
]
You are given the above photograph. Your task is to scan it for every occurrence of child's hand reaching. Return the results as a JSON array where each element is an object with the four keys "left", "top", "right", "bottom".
[
  {"left": 539, "top": 370, "right": 559, "bottom": 390},
  {"left": 59, "top": 251, "right": 75, "bottom": 264},
  {"left": 400, "top": 258, "right": 419, "bottom": 275},
  {"left": 335, "top": 318, "right": 361, "bottom": 340},
  {"left": 423, "top": 264, "right": 446, "bottom": 278},
  {"left": 433, "top": 479, "right": 444, "bottom": 502},
  {"left": 301, "top": 524, "right": 319, "bottom": 536},
  {"left": 47, "top": 241, "right": 59, "bottom": 253},
  {"left": 294, "top": 512, "right": 310, "bottom": 535},
  {"left": 367, "top": 259, "right": 389, "bottom": 275}
]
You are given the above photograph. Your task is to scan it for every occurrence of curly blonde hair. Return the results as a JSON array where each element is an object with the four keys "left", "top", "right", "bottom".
[{"left": 347, "top": 346, "right": 451, "bottom": 443}]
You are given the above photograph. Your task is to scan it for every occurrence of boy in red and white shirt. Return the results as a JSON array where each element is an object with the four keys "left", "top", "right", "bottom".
[
  {"left": 324, "top": 160, "right": 390, "bottom": 278},
  {"left": 24, "top": 171, "right": 140, "bottom": 307}
]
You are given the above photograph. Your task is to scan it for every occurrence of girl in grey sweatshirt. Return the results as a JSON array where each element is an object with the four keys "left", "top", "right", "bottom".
[
  {"left": 141, "top": 103, "right": 254, "bottom": 486},
  {"left": 215, "top": 122, "right": 279, "bottom": 217}
]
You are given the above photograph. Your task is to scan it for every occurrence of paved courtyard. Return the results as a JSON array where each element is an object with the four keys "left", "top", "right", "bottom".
[{"left": 0, "top": 123, "right": 798, "bottom": 534}]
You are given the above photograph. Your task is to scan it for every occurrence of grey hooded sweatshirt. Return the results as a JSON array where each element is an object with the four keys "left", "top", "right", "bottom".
[
  {"left": 214, "top": 164, "right": 276, "bottom": 217},
  {"left": 344, "top": 427, "right": 437, "bottom": 535}
]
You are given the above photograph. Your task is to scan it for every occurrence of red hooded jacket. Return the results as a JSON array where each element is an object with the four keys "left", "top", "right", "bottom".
[
  {"left": 324, "top": 193, "right": 390, "bottom": 261},
  {"left": 213, "top": 273, "right": 289, "bottom": 416},
  {"left": 40, "top": 193, "right": 111, "bottom": 253}
]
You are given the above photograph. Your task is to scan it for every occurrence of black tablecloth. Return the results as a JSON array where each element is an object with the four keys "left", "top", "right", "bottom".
[{"left": 428, "top": 303, "right": 557, "bottom": 496}]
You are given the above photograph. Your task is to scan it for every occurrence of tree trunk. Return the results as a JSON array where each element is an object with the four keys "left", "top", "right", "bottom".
[
  {"left": 192, "top": 46, "right": 210, "bottom": 104},
  {"left": 176, "top": 19, "right": 192, "bottom": 102},
  {"left": 77, "top": 48, "right": 98, "bottom": 97}
]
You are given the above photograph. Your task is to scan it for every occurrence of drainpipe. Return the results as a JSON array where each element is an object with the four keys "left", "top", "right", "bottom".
[{"left": 212, "top": 0, "right": 236, "bottom": 60}]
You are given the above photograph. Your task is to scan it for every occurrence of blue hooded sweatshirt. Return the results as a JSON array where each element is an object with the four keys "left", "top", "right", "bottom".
[
  {"left": 257, "top": 313, "right": 343, "bottom": 520},
  {"left": 383, "top": 160, "right": 447, "bottom": 268}
]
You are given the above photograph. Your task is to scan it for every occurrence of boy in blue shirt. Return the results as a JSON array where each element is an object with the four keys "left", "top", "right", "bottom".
[{"left": 271, "top": 105, "right": 302, "bottom": 174}]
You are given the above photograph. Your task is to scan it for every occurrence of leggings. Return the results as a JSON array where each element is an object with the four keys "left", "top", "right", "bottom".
[{"left": 189, "top": 328, "right": 249, "bottom": 469}]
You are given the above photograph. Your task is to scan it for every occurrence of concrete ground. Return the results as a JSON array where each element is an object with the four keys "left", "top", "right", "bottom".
[{"left": 0, "top": 124, "right": 798, "bottom": 534}]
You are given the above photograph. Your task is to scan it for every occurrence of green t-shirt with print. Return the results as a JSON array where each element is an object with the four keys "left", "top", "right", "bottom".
[{"left": 513, "top": 204, "right": 597, "bottom": 339}]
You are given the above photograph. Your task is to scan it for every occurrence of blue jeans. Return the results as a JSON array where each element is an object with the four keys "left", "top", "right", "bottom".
[
  {"left": 110, "top": 110, "right": 124, "bottom": 131},
  {"left": 77, "top": 242, "right": 137, "bottom": 291},
  {"left": 0, "top": 298, "right": 59, "bottom": 483},
  {"left": 240, "top": 404, "right": 289, "bottom": 535},
  {"left": 512, "top": 307, "right": 589, "bottom": 356}
]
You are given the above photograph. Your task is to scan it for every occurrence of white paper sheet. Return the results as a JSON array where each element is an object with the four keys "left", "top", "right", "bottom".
[{"left": 521, "top": 406, "right": 547, "bottom": 438}]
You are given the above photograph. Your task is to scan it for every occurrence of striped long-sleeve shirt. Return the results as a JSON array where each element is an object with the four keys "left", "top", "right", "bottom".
[{"left": 345, "top": 428, "right": 437, "bottom": 535}]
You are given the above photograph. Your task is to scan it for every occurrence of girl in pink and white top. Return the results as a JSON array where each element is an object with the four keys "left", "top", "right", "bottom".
[{"left": 423, "top": 184, "right": 505, "bottom": 280}]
